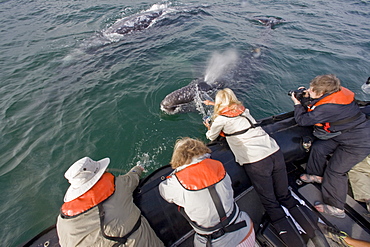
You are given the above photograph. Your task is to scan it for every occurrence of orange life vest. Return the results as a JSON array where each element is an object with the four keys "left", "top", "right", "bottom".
[
  {"left": 217, "top": 104, "right": 246, "bottom": 137},
  {"left": 175, "top": 159, "right": 226, "bottom": 190},
  {"left": 219, "top": 104, "right": 257, "bottom": 137},
  {"left": 174, "top": 159, "right": 247, "bottom": 236},
  {"left": 61, "top": 172, "right": 115, "bottom": 217},
  {"left": 307, "top": 87, "right": 355, "bottom": 131},
  {"left": 219, "top": 104, "right": 246, "bottom": 117}
]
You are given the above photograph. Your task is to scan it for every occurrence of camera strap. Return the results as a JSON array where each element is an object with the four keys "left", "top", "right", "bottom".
[
  {"left": 98, "top": 203, "right": 141, "bottom": 246},
  {"left": 329, "top": 112, "right": 363, "bottom": 126},
  {"left": 224, "top": 115, "right": 257, "bottom": 137}
]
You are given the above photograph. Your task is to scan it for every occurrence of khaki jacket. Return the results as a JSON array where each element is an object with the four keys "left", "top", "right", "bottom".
[{"left": 57, "top": 166, "right": 164, "bottom": 247}]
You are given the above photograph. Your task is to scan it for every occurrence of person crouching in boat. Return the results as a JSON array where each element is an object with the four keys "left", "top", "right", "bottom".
[
  {"left": 348, "top": 155, "right": 370, "bottom": 217},
  {"left": 56, "top": 157, "right": 164, "bottom": 247},
  {"left": 203, "top": 88, "right": 325, "bottom": 247},
  {"left": 291, "top": 74, "right": 370, "bottom": 218},
  {"left": 159, "top": 137, "right": 255, "bottom": 247}
]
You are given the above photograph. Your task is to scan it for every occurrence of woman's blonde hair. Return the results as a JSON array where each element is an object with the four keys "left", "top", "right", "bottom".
[
  {"left": 310, "top": 74, "right": 341, "bottom": 95},
  {"left": 170, "top": 137, "right": 211, "bottom": 169},
  {"left": 213, "top": 88, "right": 243, "bottom": 120}
]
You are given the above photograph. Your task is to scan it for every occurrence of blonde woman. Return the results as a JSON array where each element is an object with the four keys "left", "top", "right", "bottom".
[
  {"left": 203, "top": 88, "right": 319, "bottom": 247},
  {"left": 159, "top": 137, "right": 255, "bottom": 247}
]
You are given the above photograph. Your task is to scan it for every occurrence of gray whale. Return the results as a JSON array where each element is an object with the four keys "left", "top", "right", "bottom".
[
  {"left": 254, "top": 16, "right": 286, "bottom": 28},
  {"left": 160, "top": 49, "right": 262, "bottom": 115},
  {"left": 64, "top": 4, "right": 208, "bottom": 56},
  {"left": 103, "top": 10, "right": 163, "bottom": 36},
  {"left": 160, "top": 79, "right": 224, "bottom": 114}
]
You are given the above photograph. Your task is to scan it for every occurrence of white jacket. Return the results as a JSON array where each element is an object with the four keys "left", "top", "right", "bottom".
[{"left": 206, "top": 109, "right": 279, "bottom": 164}]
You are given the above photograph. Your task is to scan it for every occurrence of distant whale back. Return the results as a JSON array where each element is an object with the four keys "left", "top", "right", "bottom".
[
  {"left": 105, "top": 10, "right": 164, "bottom": 36},
  {"left": 254, "top": 16, "right": 286, "bottom": 28},
  {"left": 62, "top": 4, "right": 211, "bottom": 58}
]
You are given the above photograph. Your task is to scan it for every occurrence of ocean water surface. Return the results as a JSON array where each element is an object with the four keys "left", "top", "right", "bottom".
[{"left": 0, "top": 0, "right": 369, "bottom": 245}]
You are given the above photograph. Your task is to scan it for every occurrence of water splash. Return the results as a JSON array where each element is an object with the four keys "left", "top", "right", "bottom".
[
  {"left": 361, "top": 77, "right": 370, "bottom": 94},
  {"left": 204, "top": 49, "right": 238, "bottom": 85},
  {"left": 135, "top": 153, "right": 151, "bottom": 172},
  {"left": 107, "top": 153, "right": 155, "bottom": 174},
  {"left": 130, "top": 141, "right": 168, "bottom": 172},
  {"left": 194, "top": 85, "right": 213, "bottom": 118},
  {"left": 147, "top": 3, "right": 169, "bottom": 12}
]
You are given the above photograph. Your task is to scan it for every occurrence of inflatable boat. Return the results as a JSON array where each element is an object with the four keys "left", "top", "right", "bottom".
[{"left": 21, "top": 102, "right": 370, "bottom": 247}]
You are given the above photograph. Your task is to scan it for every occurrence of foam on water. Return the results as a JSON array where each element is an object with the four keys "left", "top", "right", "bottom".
[{"left": 361, "top": 78, "right": 370, "bottom": 94}]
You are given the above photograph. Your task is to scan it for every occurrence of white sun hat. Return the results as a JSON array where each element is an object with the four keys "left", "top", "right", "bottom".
[{"left": 63, "top": 157, "right": 110, "bottom": 202}]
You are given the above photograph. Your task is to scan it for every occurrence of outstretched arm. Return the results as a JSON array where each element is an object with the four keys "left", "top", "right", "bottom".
[
  {"left": 203, "top": 100, "right": 215, "bottom": 106},
  {"left": 119, "top": 165, "right": 144, "bottom": 193}
]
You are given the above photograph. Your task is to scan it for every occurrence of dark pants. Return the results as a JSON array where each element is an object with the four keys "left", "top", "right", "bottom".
[
  {"left": 307, "top": 131, "right": 370, "bottom": 209},
  {"left": 243, "top": 150, "right": 298, "bottom": 222}
]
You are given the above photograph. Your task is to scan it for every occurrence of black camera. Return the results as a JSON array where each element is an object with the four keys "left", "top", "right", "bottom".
[{"left": 288, "top": 87, "right": 307, "bottom": 102}]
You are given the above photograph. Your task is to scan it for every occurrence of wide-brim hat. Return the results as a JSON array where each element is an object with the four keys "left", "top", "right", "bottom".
[{"left": 63, "top": 157, "right": 110, "bottom": 202}]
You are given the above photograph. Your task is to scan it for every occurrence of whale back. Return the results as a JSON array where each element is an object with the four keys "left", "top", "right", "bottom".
[{"left": 106, "top": 11, "right": 163, "bottom": 35}]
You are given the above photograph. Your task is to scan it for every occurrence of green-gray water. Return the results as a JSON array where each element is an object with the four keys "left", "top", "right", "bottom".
[{"left": 0, "top": 0, "right": 369, "bottom": 246}]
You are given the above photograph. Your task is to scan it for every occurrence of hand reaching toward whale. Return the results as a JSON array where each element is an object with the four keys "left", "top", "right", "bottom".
[{"left": 203, "top": 100, "right": 215, "bottom": 106}]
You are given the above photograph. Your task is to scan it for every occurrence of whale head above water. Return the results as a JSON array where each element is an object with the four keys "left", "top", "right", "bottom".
[{"left": 160, "top": 79, "right": 223, "bottom": 115}]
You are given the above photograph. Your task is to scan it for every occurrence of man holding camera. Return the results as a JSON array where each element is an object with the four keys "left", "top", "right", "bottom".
[{"left": 290, "top": 74, "right": 370, "bottom": 218}]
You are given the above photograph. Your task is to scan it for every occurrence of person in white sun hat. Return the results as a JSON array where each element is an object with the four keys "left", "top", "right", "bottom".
[{"left": 56, "top": 157, "right": 164, "bottom": 247}]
